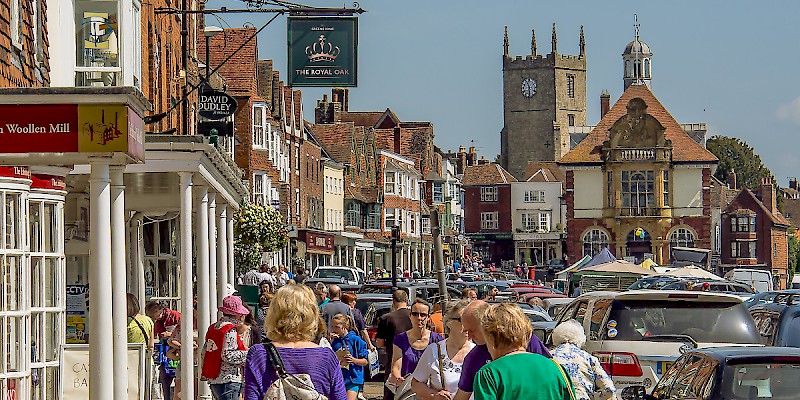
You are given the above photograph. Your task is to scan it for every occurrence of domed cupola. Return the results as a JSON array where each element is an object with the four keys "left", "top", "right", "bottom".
[{"left": 623, "top": 15, "right": 653, "bottom": 90}]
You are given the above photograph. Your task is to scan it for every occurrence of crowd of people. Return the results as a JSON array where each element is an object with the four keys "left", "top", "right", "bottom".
[{"left": 124, "top": 262, "right": 617, "bottom": 400}]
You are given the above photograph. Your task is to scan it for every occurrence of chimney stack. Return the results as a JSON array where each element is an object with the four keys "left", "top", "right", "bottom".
[
  {"left": 728, "top": 169, "right": 737, "bottom": 190},
  {"left": 759, "top": 178, "right": 777, "bottom": 214},
  {"left": 790, "top": 177, "right": 797, "bottom": 190},
  {"left": 393, "top": 127, "right": 401, "bottom": 154},
  {"left": 600, "top": 91, "right": 610, "bottom": 119}
]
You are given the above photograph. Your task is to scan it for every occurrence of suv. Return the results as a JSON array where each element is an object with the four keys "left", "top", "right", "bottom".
[
  {"left": 749, "top": 293, "right": 800, "bottom": 347},
  {"left": 312, "top": 266, "right": 364, "bottom": 285},
  {"left": 545, "top": 290, "right": 761, "bottom": 394},
  {"left": 358, "top": 283, "right": 462, "bottom": 303}
]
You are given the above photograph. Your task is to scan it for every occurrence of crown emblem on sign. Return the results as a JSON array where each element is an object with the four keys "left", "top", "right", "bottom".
[{"left": 305, "top": 34, "right": 340, "bottom": 62}]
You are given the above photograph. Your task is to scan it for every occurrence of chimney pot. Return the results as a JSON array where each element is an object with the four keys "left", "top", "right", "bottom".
[
  {"left": 790, "top": 177, "right": 798, "bottom": 190},
  {"left": 600, "top": 91, "right": 611, "bottom": 119}
]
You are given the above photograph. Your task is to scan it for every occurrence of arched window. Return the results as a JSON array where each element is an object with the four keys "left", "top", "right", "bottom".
[
  {"left": 625, "top": 60, "right": 631, "bottom": 77},
  {"left": 634, "top": 60, "right": 641, "bottom": 78},
  {"left": 582, "top": 228, "right": 609, "bottom": 258},
  {"left": 669, "top": 227, "right": 696, "bottom": 259},
  {"left": 643, "top": 59, "right": 650, "bottom": 78}
]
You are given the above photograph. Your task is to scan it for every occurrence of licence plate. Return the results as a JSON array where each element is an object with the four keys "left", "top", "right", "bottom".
[{"left": 657, "top": 361, "right": 674, "bottom": 375}]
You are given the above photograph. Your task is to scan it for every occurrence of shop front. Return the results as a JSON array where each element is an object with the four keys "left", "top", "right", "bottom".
[
  {"left": 301, "top": 230, "right": 334, "bottom": 272},
  {"left": 466, "top": 233, "right": 515, "bottom": 267},
  {"left": 514, "top": 232, "right": 563, "bottom": 266}
]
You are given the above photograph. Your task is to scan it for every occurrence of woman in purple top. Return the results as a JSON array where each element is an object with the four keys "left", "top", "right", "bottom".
[
  {"left": 243, "top": 285, "right": 347, "bottom": 400},
  {"left": 389, "top": 299, "right": 444, "bottom": 386}
]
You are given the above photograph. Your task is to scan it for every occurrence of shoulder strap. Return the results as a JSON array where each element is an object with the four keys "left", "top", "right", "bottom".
[
  {"left": 264, "top": 342, "right": 288, "bottom": 378},
  {"left": 129, "top": 316, "right": 152, "bottom": 349},
  {"left": 437, "top": 342, "right": 446, "bottom": 390},
  {"left": 551, "top": 358, "right": 576, "bottom": 400}
]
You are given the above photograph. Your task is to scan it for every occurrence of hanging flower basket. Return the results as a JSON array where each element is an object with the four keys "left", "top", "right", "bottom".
[{"left": 233, "top": 203, "right": 289, "bottom": 253}]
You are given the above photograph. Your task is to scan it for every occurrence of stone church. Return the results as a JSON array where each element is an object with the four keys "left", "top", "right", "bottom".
[{"left": 500, "top": 24, "right": 587, "bottom": 180}]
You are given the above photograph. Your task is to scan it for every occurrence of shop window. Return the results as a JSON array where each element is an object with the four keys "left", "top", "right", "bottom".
[
  {"left": 582, "top": 228, "right": 609, "bottom": 258},
  {"left": 74, "top": 0, "right": 122, "bottom": 86},
  {"left": 143, "top": 218, "right": 180, "bottom": 309}
]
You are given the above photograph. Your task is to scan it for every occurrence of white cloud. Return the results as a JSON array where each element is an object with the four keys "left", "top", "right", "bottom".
[{"left": 776, "top": 96, "right": 800, "bottom": 126}]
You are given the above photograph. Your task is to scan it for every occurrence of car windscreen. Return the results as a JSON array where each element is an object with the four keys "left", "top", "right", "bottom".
[
  {"left": 315, "top": 269, "right": 355, "bottom": 281},
  {"left": 722, "top": 362, "right": 800, "bottom": 399},
  {"left": 358, "top": 286, "right": 394, "bottom": 295},
  {"left": 604, "top": 300, "right": 761, "bottom": 344}
]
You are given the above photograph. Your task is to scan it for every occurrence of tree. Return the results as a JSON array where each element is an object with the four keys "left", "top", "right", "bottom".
[
  {"left": 706, "top": 136, "right": 774, "bottom": 190},
  {"left": 232, "top": 203, "right": 288, "bottom": 276},
  {"left": 789, "top": 228, "right": 800, "bottom": 275}
]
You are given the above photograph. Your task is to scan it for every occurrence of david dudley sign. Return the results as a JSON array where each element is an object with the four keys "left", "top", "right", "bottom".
[
  {"left": 288, "top": 16, "right": 358, "bottom": 87},
  {"left": 198, "top": 90, "right": 238, "bottom": 120}
]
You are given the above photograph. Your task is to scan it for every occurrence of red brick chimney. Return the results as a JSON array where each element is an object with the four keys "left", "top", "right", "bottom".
[
  {"left": 790, "top": 177, "right": 798, "bottom": 190},
  {"left": 393, "top": 127, "right": 401, "bottom": 154},
  {"left": 759, "top": 178, "right": 776, "bottom": 213},
  {"left": 728, "top": 168, "right": 737, "bottom": 190},
  {"left": 600, "top": 91, "right": 610, "bottom": 119}
]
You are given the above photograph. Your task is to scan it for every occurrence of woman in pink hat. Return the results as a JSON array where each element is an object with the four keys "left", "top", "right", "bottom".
[{"left": 200, "top": 295, "right": 251, "bottom": 400}]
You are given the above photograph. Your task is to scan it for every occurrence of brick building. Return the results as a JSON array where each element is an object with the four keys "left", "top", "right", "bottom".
[
  {"left": 559, "top": 84, "right": 717, "bottom": 265},
  {"left": 462, "top": 163, "right": 517, "bottom": 266},
  {"left": 1, "top": 0, "right": 48, "bottom": 87},
  {"left": 719, "top": 180, "right": 791, "bottom": 288}
]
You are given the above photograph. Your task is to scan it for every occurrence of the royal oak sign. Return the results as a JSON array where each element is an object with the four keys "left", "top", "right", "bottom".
[
  {"left": 288, "top": 16, "right": 358, "bottom": 87},
  {"left": 198, "top": 90, "right": 238, "bottom": 120}
]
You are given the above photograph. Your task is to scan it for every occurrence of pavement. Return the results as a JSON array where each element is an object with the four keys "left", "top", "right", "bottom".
[{"left": 363, "top": 381, "right": 384, "bottom": 400}]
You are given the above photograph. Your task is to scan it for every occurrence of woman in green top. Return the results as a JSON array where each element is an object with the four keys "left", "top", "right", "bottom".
[
  {"left": 473, "top": 303, "right": 574, "bottom": 400},
  {"left": 127, "top": 293, "right": 155, "bottom": 349}
]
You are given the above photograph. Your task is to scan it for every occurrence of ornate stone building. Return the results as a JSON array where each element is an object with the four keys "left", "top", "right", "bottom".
[
  {"left": 500, "top": 24, "right": 587, "bottom": 179},
  {"left": 559, "top": 84, "right": 718, "bottom": 265}
]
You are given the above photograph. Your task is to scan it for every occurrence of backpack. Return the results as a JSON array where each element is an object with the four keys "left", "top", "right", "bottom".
[{"left": 263, "top": 343, "right": 328, "bottom": 400}]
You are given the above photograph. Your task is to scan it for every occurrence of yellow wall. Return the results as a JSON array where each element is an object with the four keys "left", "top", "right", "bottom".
[{"left": 323, "top": 164, "right": 344, "bottom": 231}]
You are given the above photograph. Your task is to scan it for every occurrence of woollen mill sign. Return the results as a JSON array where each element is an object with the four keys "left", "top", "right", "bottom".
[{"left": 198, "top": 90, "right": 238, "bottom": 120}]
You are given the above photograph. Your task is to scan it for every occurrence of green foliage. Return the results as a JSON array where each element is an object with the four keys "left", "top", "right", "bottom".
[
  {"left": 233, "top": 203, "right": 288, "bottom": 252},
  {"left": 234, "top": 241, "right": 263, "bottom": 277},
  {"left": 789, "top": 228, "right": 800, "bottom": 273},
  {"left": 707, "top": 136, "right": 774, "bottom": 190}
]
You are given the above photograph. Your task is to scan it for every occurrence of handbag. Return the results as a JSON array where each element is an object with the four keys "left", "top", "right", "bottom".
[
  {"left": 263, "top": 343, "right": 328, "bottom": 400},
  {"left": 367, "top": 349, "right": 380, "bottom": 378}
]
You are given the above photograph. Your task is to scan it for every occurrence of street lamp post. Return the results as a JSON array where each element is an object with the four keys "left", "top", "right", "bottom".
[{"left": 391, "top": 225, "right": 400, "bottom": 290}]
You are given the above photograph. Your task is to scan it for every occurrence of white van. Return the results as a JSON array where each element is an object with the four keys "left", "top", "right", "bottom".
[
  {"left": 724, "top": 268, "right": 773, "bottom": 293},
  {"left": 791, "top": 275, "right": 800, "bottom": 289},
  {"left": 312, "top": 266, "right": 364, "bottom": 285}
]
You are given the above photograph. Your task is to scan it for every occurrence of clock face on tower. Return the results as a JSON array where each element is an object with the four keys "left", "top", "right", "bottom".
[{"left": 521, "top": 77, "right": 537, "bottom": 98}]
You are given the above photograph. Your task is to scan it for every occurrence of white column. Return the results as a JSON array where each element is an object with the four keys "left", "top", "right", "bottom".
[
  {"left": 110, "top": 166, "right": 128, "bottom": 400},
  {"left": 217, "top": 205, "right": 229, "bottom": 307},
  {"left": 179, "top": 172, "right": 195, "bottom": 400},
  {"left": 89, "top": 159, "right": 113, "bottom": 400},
  {"left": 227, "top": 211, "right": 235, "bottom": 284},
  {"left": 196, "top": 186, "right": 212, "bottom": 399},
  {"left": 208, "top": 194, "right": 218, "bottom": 321},
  {"left": 131, "top": 213, "right": 146, "bottom": 306}
]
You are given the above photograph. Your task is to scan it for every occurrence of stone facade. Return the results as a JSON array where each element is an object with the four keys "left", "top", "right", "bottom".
[
  {"left": 0, "top": 0, "right": 49, "bottom": 87},
  {"left": 501, "top": 24, "right": 586, "bottom": 179}
]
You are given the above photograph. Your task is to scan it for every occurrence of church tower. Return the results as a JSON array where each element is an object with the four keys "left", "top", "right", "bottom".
[
  {"left": 623, "top": 16, "right": 653, "bottom": 90},
  {"left": 500, "top": 24, "right": 587, "bottom": 180}
]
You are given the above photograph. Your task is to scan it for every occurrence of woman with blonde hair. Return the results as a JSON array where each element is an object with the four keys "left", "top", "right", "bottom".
[
  {"left": 243, "top": 284, "right": 347, "bottom": 400},
  {"left": 551, "top": 320, "right": 616, "bottom": 400},
  {"left": 473, "top": 303, "right": 574, "bottom": 400},
  {"left": 411, "top": 300, "right": 474, "bottom": 400}
]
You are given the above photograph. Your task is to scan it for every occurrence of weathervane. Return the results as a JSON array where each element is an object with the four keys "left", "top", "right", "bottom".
[{"left": 634, "top": 14, "right": 640, "bottom": 40}]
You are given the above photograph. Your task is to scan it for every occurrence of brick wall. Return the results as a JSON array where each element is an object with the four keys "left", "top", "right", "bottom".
[
  {"left": 300, "top": 141, "right": 323, "bottom": 229},
  {"left": 0, "top": 0, "right": 49, "bottom": 87},
  {"left": 463, "top": 185, "right": 512, "bottom": 234}
]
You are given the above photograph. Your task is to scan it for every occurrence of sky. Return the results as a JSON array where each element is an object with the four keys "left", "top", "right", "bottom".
[{"left": 207, "top": 0, "right": 800, "bottom": 183}]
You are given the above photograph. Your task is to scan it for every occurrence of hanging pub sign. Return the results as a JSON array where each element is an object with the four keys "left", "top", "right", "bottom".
[
  {"left": 198, "top": 90, "right": 238, "bottom": 120},
  {"left": 287, "top": 16, "right": 358, "bottom": 87}
]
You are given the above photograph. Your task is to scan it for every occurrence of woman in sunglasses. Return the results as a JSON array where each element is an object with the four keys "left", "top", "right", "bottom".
[
  {"left": 388, "top": 299, "right": 444, "bottom": 390},
  {"left": 411, "top": 299, "right": 474, "bottom": 400}
]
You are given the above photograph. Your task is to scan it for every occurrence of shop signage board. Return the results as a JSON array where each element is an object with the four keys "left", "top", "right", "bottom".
[
  {"left": 306, "top": 232, "right": 334, "bottom": 253},
  {"left": 197, "top": 90, "right": 238, "bottom": 120},
  {"left": 62, "top": 344, "right": 145, "bottom": 399},
  {"left": 0, "top": 104, "right": 145, "bottom": 162},
  {"left": 288, "top": 16, "right": 358, "bottom": 87}
]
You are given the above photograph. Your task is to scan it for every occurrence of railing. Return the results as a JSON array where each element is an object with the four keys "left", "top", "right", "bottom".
[
  {"left": 619, "top": 207, "right": 661, "bottom": 217},
  {"left": 617, "top": 148, "right": 655, "bottom": 161}
]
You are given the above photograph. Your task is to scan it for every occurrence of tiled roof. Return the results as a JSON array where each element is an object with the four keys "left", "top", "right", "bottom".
[
  {"left": 462, "top": 163, "right": 517, "bottom": 186},
  {"left": 523, "top": 162, "right": 565, "bottom": 182},
  {"left": 559, "top": 84, "right": 718, "bottom": 165},
  {"left": 726, "top": 189, "right": 791, "bottom": 226},
  {"left": 310, "top": 123, "right": 354, "bottom": 164},
  {"left": 783, "top": 199, "right": 800, "bottom": 227},
  {"left": 339, "top": 111, "right": 384, "bottom": 127},
  {"left": 709, "top": 177, "right": 739, "bottom": 209}
]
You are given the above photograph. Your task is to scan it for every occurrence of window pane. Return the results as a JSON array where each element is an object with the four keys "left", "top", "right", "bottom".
[
  {"left": 46, "top": 366, "right": 59, "bottom": 399},
  {"left": 159, "top": 220, "right": 171, "bottom": 255},
  {"left": 31, "top": 258, "right": 42, "bottom": 307},
  {"left": 30, "top": 202, "right": 41, "bottom": 252},
  {"left": 31, "top": 368, "right": 44, "bottom": 400},
  {"left": 75, "top": 0, "right": 120, "bottom": 68},
  {"left": 6, "top": 316, "right": 22, "bottom": 372},
  {"left": 31, "top": 313, "right": 42, "bottom": 363},
  {"left": 45, "top": 258, "right": 58, "bottom": 307},
  {"left": 4, "top": 257, "right": 20, "bottom": 311},
  {"left": 44, "top": 203, "right": 57, "bottom": 253},
  {"left": 45, "top": 313, "right": 59, "bottom": 362},
  {"left": 5, "top": 193, "right": 19, "bottom": 248}
]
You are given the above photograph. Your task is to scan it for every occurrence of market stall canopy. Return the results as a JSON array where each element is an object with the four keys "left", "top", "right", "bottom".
[
  {"left": 638, "top": 258, "right": 657, "bottom": 270},
  {"left": 556, "top": 255, "right": 591, "bottom": 276},
  {"left": 580, "top": 247, "right": 617, "bottom": 270},
  {"left": 661, "top": 265, "right": 723, "bottom": 280},
  {"left": 576, "top": 260, "right": 652, "bottom": 276}
]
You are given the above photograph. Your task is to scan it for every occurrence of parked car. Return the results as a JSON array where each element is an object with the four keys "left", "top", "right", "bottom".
[
  {"left": 312, "top": 266, "right": 365, "bottom": 285},
  {"left": 629, "top": 347, "right": 800, "bottom": 400},
  {"left": 749, "top": 296, "right": 800, "bottom": 347},
  {"left": 627, "top": 275, "right": 682, "bottom": 291},
  {"left": 357, "top": 282, "right": 462, "bottom": 303},
  {"left": 303, "top": 277, "right": 361, "bottom": 294},
  {"left": 744, "top": 289, "right": 800, "bottom": 308},
  {"left": 725, "top": 268, "right": 774, "bottom": 293},
  {"left": 660, "top": 278, "right": 755, "bottom": 298},
  {"left": 543, "top": 297, "right": 573, "bottom": 318},
  {"left": 540, "top": 290, "right": 762, "bottom": 394}
]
